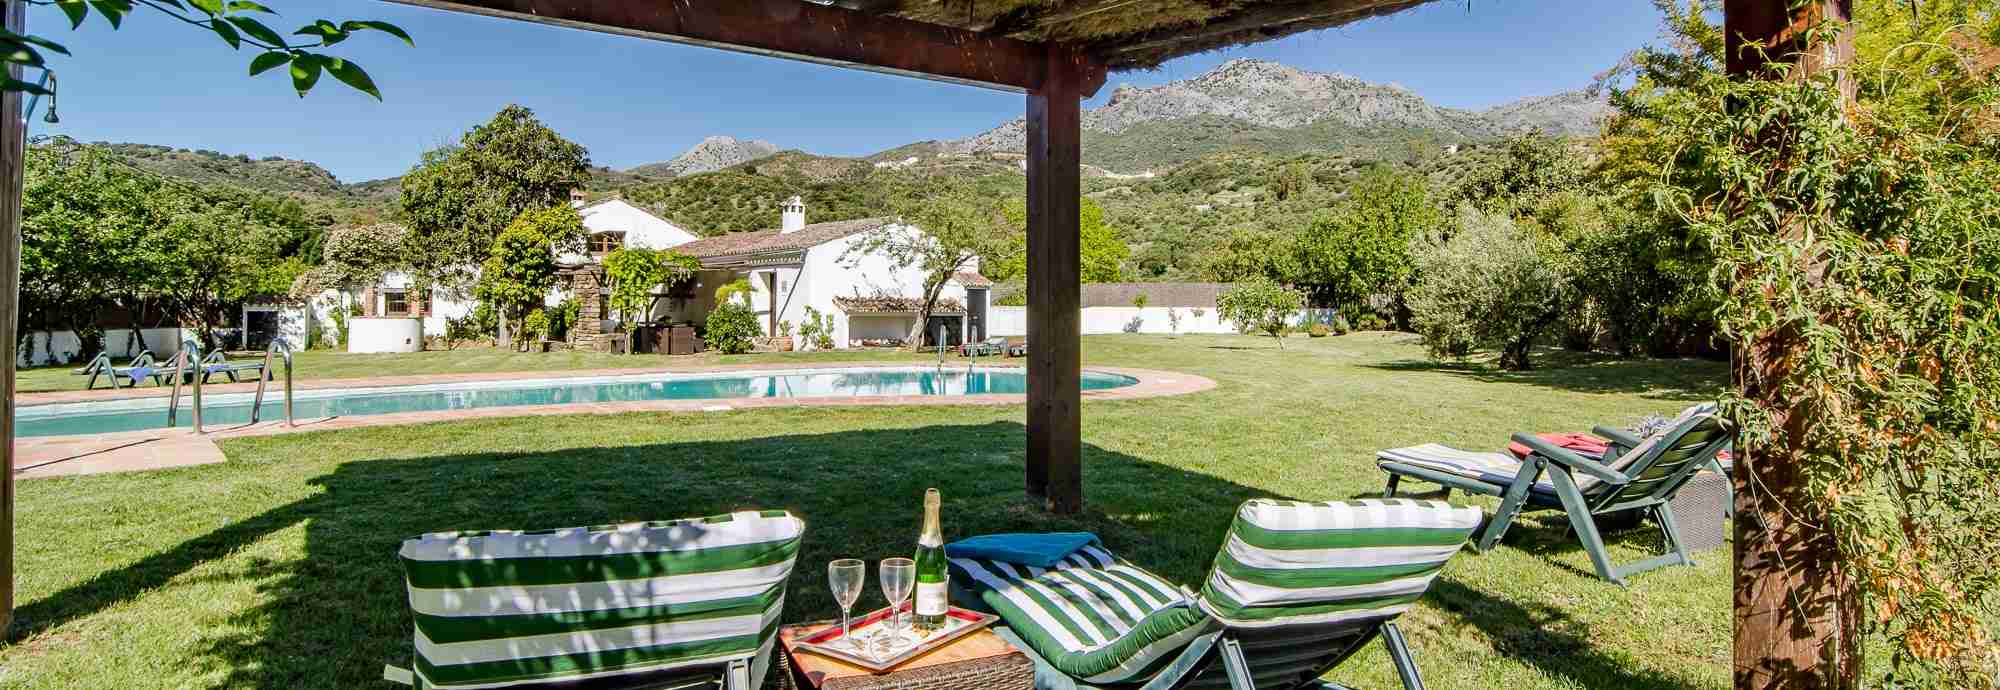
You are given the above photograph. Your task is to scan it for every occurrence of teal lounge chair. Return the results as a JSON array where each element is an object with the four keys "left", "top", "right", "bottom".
[
  {"left": 1375, "top": 404, "right": 1731, "bottom": 585},
  {"left": 195, "top": 349, "right": 271, "bottom": 383},
  {"left": 961, "top": 336, "right": 1008, "bottom": 357},
  {"left": 388, "top": 510, "right": 805, "bottom": 690},
  {"left": 74, "top": 350, "right": 166, "bottom": 389},
  {"left": 951, "top": 499, "right": 1483, "bottom": 690}
]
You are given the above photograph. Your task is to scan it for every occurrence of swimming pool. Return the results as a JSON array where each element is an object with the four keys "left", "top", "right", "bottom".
[{"left": 19, "top": 367, "right": 1142, "bottom": 438}]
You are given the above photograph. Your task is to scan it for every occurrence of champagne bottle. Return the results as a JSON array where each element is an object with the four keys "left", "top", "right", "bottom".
[{"left": 912, "top": 488, "right": 950, "bottom": 632}]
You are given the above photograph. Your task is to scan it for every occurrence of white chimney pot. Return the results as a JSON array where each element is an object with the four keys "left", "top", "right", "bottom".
[{"left": 781, "top": 196, "right": 806, "bottom": 233}]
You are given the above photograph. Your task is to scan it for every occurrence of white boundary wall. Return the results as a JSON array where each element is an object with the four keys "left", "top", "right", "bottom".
[
  {"left": 18, "top": 327, "right": 191, "bottom": 367},
  {"left": 988, "top": 306, "right": 1242, "bottom": 336},
  {"left": 347, "top": 317, "right": 425, "bottom": 353}
]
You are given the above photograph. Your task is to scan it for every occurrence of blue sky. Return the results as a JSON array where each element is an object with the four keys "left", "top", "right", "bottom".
[{"left": 29, "top": 1, "right": 1667, "bottom": 183}]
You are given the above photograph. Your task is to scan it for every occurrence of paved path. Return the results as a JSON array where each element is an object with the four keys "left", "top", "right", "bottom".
[{"left": 13, "top": 364, "right": 1214, "bottom": 480}]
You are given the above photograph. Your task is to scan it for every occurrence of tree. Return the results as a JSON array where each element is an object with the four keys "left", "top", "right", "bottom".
[
  {"left": 476, "top": 205, "right": 585, "bottom": 346},
  {"left": 1287, "top": 166, "right": 1437, "bottom": 311},
  {"left": 850, "top": 178, "right": 1019, "bottom": 349},
  {"left": 990, "top": 196, "right": 1128, "bottom": 285},
  {"left": 399, "top": 106, "right": 590, "bottom": 293},
  {"left": 1215, "top": 276, "right": 1303, "bottom": 347},
  {"left": 1406, "top": 207, "right": 1567, "bottom": 370},
  {"left": 8, "top": 2, "right": 409, "bottom": 98},
  {"left": 150, "top": 207, "right": 287, "bottom": 348},
  {"left": 602, "top": 247, "right": 699, "bottom": 349},
  {"left": 21, "top": 139, "right": 159, "bottom": 359}
]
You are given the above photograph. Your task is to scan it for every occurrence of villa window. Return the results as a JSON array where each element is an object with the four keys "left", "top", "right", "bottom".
[
  {"left": 589, "top": 232, "right": 626, "bottom": 255},
  {"left": 383, "top": 290, "right": 410, "bottom": 317}
]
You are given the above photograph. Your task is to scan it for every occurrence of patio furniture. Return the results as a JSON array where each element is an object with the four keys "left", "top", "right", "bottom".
[
  {"left": 1005, "top": 337, "right": 1028, "bottom": 358},
  {"left": 195, "top": 350, "right": 272, "bottom": 384},
  {"left": 779, "top": 620, "right": 1035, "bottom": 690},
  {"left": 388, "top": 510, "right": 806, "bottom": 690},
  {"left": 74, "top": 350, "right": 165, "bottom": 389},
  {"left": 949, "top": 498, "right": 1483, "bottom": 690},
  {"left": 960, "top": 337, "right": 1008, "bottom": 357},
  {"left": 1375, "top": 404, "right": 1731, "bottom": 586}
]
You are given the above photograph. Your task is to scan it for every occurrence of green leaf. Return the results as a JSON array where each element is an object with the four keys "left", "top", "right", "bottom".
[
  {"left": 224, "top": 15, "right": 287, "bottom": 47},
  {"left": 248, "top": 50, "right": 292, "bottom": 76},
  {"left": 85, "top": 0, "right": 132, "bottom": 29},
  {"left": 293, "top": 20, "right": 347, "bottom": 46},
  {"left": 209, "top": 18, "right": 241, "bottom": 49},
  {"left": 225, "top": 1, "right": 276, "bottom": 14},
  {"left": 54, "top": 1, "right": 89, "bottom": 30},
  {"left": 0, "top": 77, "right": 52, "bottom": 96},
  {"left": 340, "top": 20, "right": 414, "bottom": 47},
  {"left": 0, "top": 43, "right": 47, "bottom": 69},
  {"left": 323, "top": 57, "right": 381, "bottom": 100},
  {"left": 289, "top": 53, "right": 322, "bottom": 96},
  {"left": 188, "top": 0, "right": 224, "bottom": 16},
  {"left": 2, "top": 31, "right": 72, "bottom": 56}
]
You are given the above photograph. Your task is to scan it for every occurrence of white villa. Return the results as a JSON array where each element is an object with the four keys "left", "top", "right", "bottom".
[{"left": 324, "top": 195, "right": 990, "bottom": 353}]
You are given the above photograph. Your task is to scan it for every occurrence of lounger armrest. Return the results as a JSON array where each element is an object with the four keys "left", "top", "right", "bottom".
[
  {"left": 1592, "top": 425, "right": 1644, "bottom": 451},
  {"left": 1514, "top": 432, "right": 1629, "bottom": 485}
]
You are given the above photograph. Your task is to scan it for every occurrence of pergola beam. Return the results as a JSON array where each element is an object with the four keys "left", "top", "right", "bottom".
[{"left": 389, "top": 0, "right": 1108, "bottom": 95}]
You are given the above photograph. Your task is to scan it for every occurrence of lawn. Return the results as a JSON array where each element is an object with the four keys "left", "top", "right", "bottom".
[
  {"left": 2, "top": 333, "right": 1730, "bottom": 689},
  {"left": 16, "top": 346, "right": 943, "bottom": 393}
]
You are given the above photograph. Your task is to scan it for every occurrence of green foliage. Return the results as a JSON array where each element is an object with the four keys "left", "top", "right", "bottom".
[
  {"left": 1331, "top": 314, "right": 1351, "bottom": 335},
  {"left": 1215, "top": 276, "right": 1303, "bottom": 347},
  {"left": 798, "top": 306, "right": 836, "bottom": 350},
  {"left": 1306, "top": 324, "right": 1329, "bottom": 338},
  {"left": 475, "top": 205, "right": 583, "bottom": 330},
  {"left": 712, "top": 277, "right": 754, "bottom": 306},
  {"left": 1407, "top": 207, "right": 1568, "bottom": 370},
  {"left": 602, "top": 248, "right": 699, "bottom": 335},
  {"left": 1131, "top": 292, "right": 1148, "bottom": 310},
  {"left": 1644, "top": 30, "right": 2000, "bottom": 681},
  {"left": 852, "top": 176, "right": 1020, "bottom": 347},
  {"left": 520, "top": 309, "right": 551, "bottom": 345},
  {"left": 11, "top": 2, "right": 409, "bottom": 98},
  {"left": 991, "top": 196, "right": 1127, "bottom": 284},
  {"left": 1287, "top": 165, "right": 1438, "bottom": 309},
  {"left": 326, "top": 304, "right": 348, "bottom": 350},
  {"left": 702, "top": 301, "right": 760, "bottom": 355},
  {"left": 399, "top": 105, "right": 590, "bottom": 289}
]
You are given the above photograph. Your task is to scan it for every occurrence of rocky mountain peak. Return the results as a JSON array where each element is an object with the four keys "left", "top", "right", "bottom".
[{"left": 631, "top": 135, "right": 781, "bottom": 177}]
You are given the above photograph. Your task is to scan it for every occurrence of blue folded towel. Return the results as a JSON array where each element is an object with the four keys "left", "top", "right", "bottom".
[{"left": 945, "top": 532, "right": 1102, "bottom": 568}]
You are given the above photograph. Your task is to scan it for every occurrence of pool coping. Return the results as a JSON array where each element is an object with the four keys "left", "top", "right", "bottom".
[{"left": 13, "top": 363, "right": 1214, "bottom": 479}]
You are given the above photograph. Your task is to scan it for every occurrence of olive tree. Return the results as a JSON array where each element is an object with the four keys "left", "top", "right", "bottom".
[
  {"left": 1406, "top": 206, "right": 1567, "bottom": 370},
  {"left": 1215, "top": 276, "right": 1303, "bottom": 348},
  {"left": 849, "top": 178, "right": 1018, "bottom": 349}
]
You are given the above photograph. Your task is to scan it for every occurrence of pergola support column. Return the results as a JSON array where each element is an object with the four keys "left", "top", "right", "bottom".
[
  {"left": 0, "top": 0, "right": 24, "bottom": 634},
  {"left": 1024, "top": 43, "right": 1085, "bottom": 514}
]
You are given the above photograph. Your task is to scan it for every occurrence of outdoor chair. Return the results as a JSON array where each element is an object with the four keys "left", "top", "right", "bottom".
[
  {"left": 1375, "top": 404, "right": 1731, "bottom": 586},
  {"left": 195, "top": 349, "right": 272, "bottom": 383},
  {"left": 74, "top": 350, "right": 165, "bottom": 389},
  {"left": 961, "top": 336, "right": 1008, "bottom": 357},
  {"left": 1006, "top": 336, "right": 1029, "bottom": 358},
  {"left": 388, "top": 510, "right": 806, "bottom": 690},
  {"left": 950, "top": 498, "right": 1483, "bottom": 690}
]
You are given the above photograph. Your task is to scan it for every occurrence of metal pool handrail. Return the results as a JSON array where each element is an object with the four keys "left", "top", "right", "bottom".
[
  {"left": 165, "top": 338, "right": 203, "bottom": 434},
  {"left": 249, "top": 337, "right": 294, "bottom": 427}
]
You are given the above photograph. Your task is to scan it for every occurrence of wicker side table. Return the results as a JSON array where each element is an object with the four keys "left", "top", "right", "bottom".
[
  {"left": 777, "top": 622, "right": 1035, "bottom": 690},
  {"left": 1669, "top": 470, "right": 1731, "bottom": 553}
]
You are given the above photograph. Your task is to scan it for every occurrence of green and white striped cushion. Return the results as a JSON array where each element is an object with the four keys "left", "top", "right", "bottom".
[
  {"left": 1198, "top": 499, "right": 1481, "bottom": 628},
  {"left": 950, "top": 545, "right": 1218, "bottom": 685},
  {"left": 397, "top": 510, "right": 805, "bottom": 689}
]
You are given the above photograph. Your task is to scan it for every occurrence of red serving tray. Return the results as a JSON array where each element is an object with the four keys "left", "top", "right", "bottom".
[{"left": 794, "top": 605, "right": 1000, "bottom": 672}]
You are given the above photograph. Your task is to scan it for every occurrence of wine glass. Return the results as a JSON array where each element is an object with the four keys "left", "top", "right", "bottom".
[
  {"left": 876, "top": 557, "right": 916, "bottom": 657},
  {"left": 827, "top": 559, "right": 866, "bottom": 651}
]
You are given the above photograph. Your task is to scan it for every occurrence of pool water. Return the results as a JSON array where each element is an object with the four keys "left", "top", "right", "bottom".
[{"left": 20, "top": 367, "right": 1140, "bottom": 438}]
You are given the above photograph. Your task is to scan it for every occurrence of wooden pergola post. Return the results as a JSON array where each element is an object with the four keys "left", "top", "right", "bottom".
[
  {"left": 1024, "top": 43, "right": 1085, "bottom": 514},
  {"left": 1722, "top": 1, "right": 1857, "bottom": 688},
  {"left": 0, "top": 0, "right": 23, "bottom": 635}
]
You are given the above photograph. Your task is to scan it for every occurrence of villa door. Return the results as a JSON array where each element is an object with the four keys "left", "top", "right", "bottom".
[
  {"left": 765, "top": 272, "right": 779, "bottom": 335},
  {"left": 966, "top": 288, "right": 988, "bottom": 341}
]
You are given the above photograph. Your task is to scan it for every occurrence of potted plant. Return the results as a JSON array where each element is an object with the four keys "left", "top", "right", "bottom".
[{"left": 771, "top": 320, "right": 796, "bottom": 352}]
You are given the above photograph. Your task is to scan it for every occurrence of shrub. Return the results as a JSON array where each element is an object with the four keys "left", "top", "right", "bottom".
[
  {"left": 1407, "top": 207, "right": 1567, "bottom": 369},
  {"left": 703, "top": 302, "right": 760, "bottom": 354},
  {"left": 328, "top": 305, "right": 350, "bottom": 350},
  {"left": 1216, "top": 276, "right": 1305, "bottom": 347},
  {"left": 1166, "top": 307, "right": 1182, "bottom": 334},
  {"left": 798, "top": 306, "right": 837, "bottom": 350},
  {"left": 522, "top": 309, "right": 551, "bottom": 345},
  {"left": 1307, "top": 324, "right": 1330, "bottom": 338},
  {"left": 1331, "top": 314, "right": 1351, "bottom": 335}
]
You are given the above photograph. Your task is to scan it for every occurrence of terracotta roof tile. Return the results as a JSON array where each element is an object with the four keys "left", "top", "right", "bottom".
[{"left": 675, "top": 217, "right": 893, "bottom": 261}]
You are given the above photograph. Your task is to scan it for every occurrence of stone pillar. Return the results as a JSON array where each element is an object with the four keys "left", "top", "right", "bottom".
[
  {"left": 570, "top": 269, "right": 604, "bottom": 347},
  {"left": 360, "top": 287, "right": 378, "bottom": 317}
]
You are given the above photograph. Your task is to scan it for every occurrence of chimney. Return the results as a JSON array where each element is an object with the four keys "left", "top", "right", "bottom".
[
  {"left": 569, "top": 189, "right": 588, "bottom": 209},
  {"left": 781, "top": 196, "right": 806, "bottom": 233}
]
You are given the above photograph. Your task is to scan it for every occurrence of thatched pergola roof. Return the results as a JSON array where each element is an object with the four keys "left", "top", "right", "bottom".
[{"left": 830, "top": 0, "right": 1435, "bottom": 71}]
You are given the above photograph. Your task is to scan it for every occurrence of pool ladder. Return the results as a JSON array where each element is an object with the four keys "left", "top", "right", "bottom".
[{"left": 166, "top": 337, "right": 296, "bottom": 435}]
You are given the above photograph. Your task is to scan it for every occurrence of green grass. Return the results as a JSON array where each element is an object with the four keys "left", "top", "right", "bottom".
[
  {"left": 2, "top": 333, "right": 1730, "bottom": 689},
  {"left": 16, "top": 346, "right": 942, "bottom": 394}
]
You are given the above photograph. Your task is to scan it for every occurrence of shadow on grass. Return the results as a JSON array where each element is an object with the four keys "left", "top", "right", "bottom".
[
  {"left": 10, "top": 422, "right": 1288, "bottom": 688},
  {"left": 1363, "top": 351, "right": 1726, "bottom": 399},
  {"left": 1427, "top": 577, "right": 1705, "bottom": 690}
]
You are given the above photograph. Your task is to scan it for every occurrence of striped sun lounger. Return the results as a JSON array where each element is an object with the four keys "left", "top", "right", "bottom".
[
  {"left": 389, "top": 510, "right": 806, "bottom": 690},
  {"left": 951, "top": 499, "right": 1482, "bottom": 690}
]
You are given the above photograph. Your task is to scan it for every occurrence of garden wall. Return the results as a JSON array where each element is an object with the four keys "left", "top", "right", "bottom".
[{"left": 18, "top": 327, "right": 190, "bottom": 367}]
